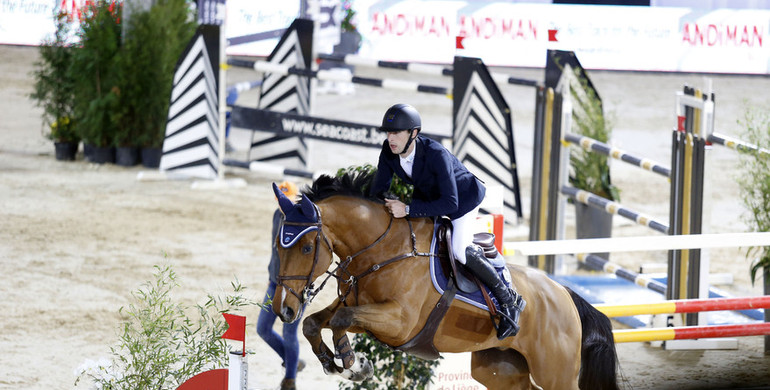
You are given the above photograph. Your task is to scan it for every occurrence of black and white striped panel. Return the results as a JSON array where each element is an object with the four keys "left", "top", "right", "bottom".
[
  {"left": 197, "top": 0, "right": 225, "bottom": 26},
  {"left": 452, "top": 56, "right": 522, "bottom": 224},
  {"left": 248, "top": 19, "right": 313, "bottom": 170},
  {"left": 160, "top": 26, "right": 220, "bottom": 180}
]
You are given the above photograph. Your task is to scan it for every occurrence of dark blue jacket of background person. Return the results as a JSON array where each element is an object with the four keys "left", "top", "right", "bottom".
[{"left": 370, "top": 136, "right": 485, "bottom": 220}]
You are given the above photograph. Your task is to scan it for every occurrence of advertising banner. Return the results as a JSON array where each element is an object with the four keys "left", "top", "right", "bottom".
[
  {"left": 0, "top": 0, "right": 59, "bottom": 46},
  {"left": 354, "top": 1, "right": 770, "bottom": 74},
  {"left": 4, "top": 1, "right": 768, "bottom": 74}
]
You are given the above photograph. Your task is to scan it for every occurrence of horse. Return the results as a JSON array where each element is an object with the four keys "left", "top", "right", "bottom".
[{"left": 270, "top": 170, "right": 620, "bottom": 390}]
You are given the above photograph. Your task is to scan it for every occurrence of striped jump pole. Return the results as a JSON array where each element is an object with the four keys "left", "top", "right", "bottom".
[
  {"left": 318, "top": 53, "right": 453, "bottom": 76},
  {"left": 577, "top": 253, "right": 667, "bottom": 294},
  {"left": 708, "top": 132, "right": 770, "bottom": 155},
  {"left": 563, "top": 133, "right": 671, "bottom": 178},
  {"left": 561, "top": 186, "right": 670, "bottom": 234},
  {"left": 595, "top": 295, "right": 770, "bottom": 318},
  {"left": 317, "top": 53, "right": 541, "bottom": 88},
  {"left": 613, "top": 322, "right": 770, "bottom": 343},
  {"left": 227, "top": 58, "right": 452, "bottom": 97}
]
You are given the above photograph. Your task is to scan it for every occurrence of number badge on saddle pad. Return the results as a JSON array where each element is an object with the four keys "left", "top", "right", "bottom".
[{"left": 273, "top": 182, "right": 319, "bottom": 248}]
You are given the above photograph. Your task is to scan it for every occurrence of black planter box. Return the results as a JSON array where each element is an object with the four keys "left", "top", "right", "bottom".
[
  {"left": 54, "top": 141, "right": 78, "bottom": 161},
  {"left": 141, "top": 147, "right": 162, "bottom": 168},
  {"left": 116, "top": 146, "right": 140, "bottom": 167},
  {"left": 89, "top": 146, "right": 115, "bottom": 164}
]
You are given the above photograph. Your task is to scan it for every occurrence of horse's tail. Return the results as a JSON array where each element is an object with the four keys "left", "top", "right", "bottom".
[{"left": 567, "top": 287, "right": 621, "bottom": 390}]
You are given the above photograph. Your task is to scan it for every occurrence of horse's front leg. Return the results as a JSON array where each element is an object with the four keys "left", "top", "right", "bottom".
[
  {"left": 328, "top": 301, "right": 406, "bottom": 382},
  {"left": 302, "top": 303, "right": 343, "bottom": 376}
]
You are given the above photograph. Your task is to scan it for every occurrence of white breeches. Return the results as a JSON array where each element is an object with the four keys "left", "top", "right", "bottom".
[{"left": 451, "top": 206, "right": 479, "bottom": 265}]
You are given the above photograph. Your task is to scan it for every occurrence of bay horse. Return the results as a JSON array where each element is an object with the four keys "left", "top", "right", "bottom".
[{"left": 271, "top": 171, "right": 619, "bottom": 390}]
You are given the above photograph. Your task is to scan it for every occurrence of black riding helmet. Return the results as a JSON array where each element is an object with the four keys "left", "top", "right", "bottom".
[{"left": 379, "top": 103, "right": 421, "bottom": 132}]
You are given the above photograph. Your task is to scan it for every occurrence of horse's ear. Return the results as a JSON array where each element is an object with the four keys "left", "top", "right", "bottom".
[
  {"left": 273, "top": 182, "right": 294, "bottom": 215},
  {"left": 299, "top": 194, "right": 318, "bottom": 221}
]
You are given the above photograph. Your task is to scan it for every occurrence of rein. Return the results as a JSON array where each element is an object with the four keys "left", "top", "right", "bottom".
[
  {"left": 278, "top": 204, "right": 433, "bottom": 307},
  {"left": 335, "top": 217, "right": 433, "bottom": 306}
]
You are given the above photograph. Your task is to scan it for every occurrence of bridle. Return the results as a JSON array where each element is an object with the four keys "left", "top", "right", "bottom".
[
  {"left": 276, "top": 202, "right": 433, "bottom": 307},
  {"left": 276, "top": 203, "right": 334, "bottom": 306}
]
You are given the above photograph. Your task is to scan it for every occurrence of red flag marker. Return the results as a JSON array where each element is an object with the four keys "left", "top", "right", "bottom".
[
  {"left": 548, "top": 29, "right": 558, "bottom": 42},
  {"left": 222, "top": 313, "right": 246, "bottom": 356},
  {"left": 456, "top": 35, "right": 465, "bottom": 49}
]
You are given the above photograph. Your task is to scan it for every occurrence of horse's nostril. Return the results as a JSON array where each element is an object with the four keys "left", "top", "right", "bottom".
[{"left": 282, "top": 306, "right": 295, "bottom": 321}]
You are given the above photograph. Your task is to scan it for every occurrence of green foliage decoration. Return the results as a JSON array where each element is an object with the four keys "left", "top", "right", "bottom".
[
  {"left": 336, "top": 163, "right": 413, "bottom": 203},
  {"left": 567, "top": 67, "right": 620, "bottom": 202},
  {"left": 30, "top": 10, "right": 78, "bottom": 143},
  {"left": 735, "top": 108, "right": 770, "bottom": 285},
  {"left": 341, "top": 0, "right": 358, "bottom": 33},
  {"left": 75, "top": 264, "right": 260, "bottom": 389}
]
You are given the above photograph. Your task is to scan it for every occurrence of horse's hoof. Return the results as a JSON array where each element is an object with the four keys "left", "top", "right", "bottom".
[{"left": 343, "top": 356, "right": 374, "bottom": 382}]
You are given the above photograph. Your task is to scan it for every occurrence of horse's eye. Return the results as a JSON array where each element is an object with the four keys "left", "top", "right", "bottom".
[{"left": 302, "top": 244, "right": 313, "bottom": 255}]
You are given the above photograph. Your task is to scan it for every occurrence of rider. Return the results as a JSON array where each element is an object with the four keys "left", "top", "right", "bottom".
[{"left": 369, "top": 103, "right": 526, "bottom": 339}]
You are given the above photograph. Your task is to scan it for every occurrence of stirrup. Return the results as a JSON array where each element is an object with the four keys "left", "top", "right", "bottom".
[
  {"left": 495, "top": 290, "right": 525, "bottom": 339},
  {"left": 495, "top": 311, "right": 520, "bottom": 339}
]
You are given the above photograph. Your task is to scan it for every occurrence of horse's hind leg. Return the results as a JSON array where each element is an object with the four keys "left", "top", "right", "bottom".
[{"left": 471, "top": 348, "right": 533, "bottom": 390}]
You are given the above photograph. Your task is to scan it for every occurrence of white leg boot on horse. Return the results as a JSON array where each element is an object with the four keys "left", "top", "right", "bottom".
[{"left": 465, "top": 245, "right": 526, "bottom": 339}]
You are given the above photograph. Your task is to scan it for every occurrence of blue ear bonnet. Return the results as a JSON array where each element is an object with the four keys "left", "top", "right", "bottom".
[{"left": 273, "top": 183, "right": 319, "bottom": 248}]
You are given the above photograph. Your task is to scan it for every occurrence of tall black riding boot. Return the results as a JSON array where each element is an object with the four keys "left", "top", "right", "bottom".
[{"left": 464, "top": 245, "right": 526, "bottom": 339}]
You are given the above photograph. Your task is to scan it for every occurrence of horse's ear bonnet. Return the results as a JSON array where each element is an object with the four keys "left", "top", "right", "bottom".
[{"left": 273, "top": 182, "right": 319, "bottom": 248}]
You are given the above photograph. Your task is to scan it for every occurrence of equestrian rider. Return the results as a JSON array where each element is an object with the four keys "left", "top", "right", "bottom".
[{"left": 369, "top": 103, "right": 526, "bottom": 339}]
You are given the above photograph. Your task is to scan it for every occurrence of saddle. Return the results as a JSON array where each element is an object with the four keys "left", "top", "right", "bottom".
[
  {"left": 436, "top": 218, "right": 501, "bottom": 294},
  {"left": 394, "top": 217, "right": 505, "bottom": 360}
]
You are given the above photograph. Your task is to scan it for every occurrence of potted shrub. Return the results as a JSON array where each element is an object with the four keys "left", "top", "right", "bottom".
[
  {"left": 70, "top": 0, "right": 122, "bottom": 164},
  {"left": 30, "top": 10, "right": 79, "bottom": 161},
  {"left": 339, "top": 0, "right": 362, "bottom": 54},
  {"left": 568, "top": 68, "right": 620, "bottom": 258},
  {"left": 735, "top": 108, "right": 770, "bottom": 300},
  {"left": 117, "top": 0, "right": 195, "bottom": 168}
]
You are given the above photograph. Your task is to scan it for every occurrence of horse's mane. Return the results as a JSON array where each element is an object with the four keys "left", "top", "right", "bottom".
[{"left": 302, "top": 169, "right": 382, "bottom": 203}]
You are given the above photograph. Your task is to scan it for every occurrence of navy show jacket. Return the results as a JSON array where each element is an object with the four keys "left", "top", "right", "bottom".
[{"left": 370, "top": 136, "right": 485, "bottom": 219}]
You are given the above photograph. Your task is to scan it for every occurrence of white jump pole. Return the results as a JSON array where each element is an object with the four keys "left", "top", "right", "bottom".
[{"left": 504, "top": 232, "right": 770, "bottom": 256}]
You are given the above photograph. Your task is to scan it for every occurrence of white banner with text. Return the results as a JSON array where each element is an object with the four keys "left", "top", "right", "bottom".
[{"left": 4, "top": 1, "right": 768, "bottom": 74}]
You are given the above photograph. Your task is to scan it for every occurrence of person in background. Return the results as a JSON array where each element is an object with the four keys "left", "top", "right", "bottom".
[
  {"left": 257, "top": 181, "right": 305, "bottom": 390},
  {"left": 369, "top": 103, "right": 526, "bottom": 339}
]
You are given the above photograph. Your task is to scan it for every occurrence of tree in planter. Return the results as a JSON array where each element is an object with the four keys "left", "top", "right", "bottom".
[
  {"left": 116, "top": 0, "right": 196, "bottom": 167},
  {"left": 70, "top": 0, "right": 122, "bottom": 162},
  {"left": 566, "top": 67, "right": 619, "bottom": 258},
  {"left": 334, "top": 165, "right": 439, "bottom": 390},
  {"left": 30, "top": 10, "right": 79, "bottom": 160},
  {"left": 735, "top": 107, "right": 770, "bottom": 291},
  {"left": 568, "top": 68, "right": 620, "bottom": 202}
]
